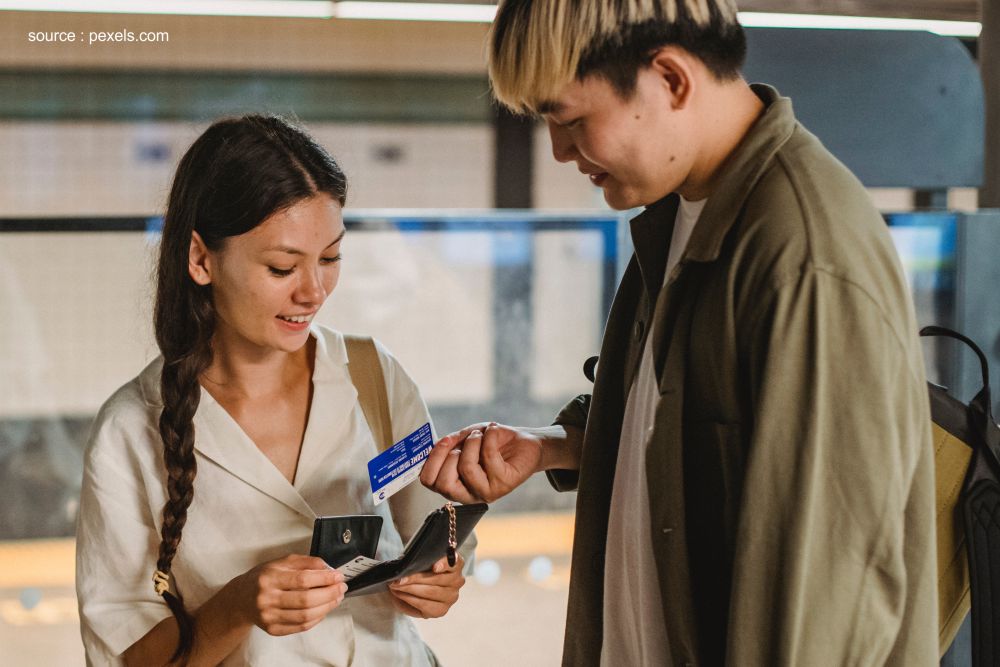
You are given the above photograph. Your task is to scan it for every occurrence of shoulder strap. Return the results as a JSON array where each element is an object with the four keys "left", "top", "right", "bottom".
[{"left": 344, "top": 335, "right": 393, "bottom": 453}]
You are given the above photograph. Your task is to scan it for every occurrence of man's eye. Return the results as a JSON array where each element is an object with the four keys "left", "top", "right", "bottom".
[{"left": 268, "top": 266, "right": 294, "bottom": 277}]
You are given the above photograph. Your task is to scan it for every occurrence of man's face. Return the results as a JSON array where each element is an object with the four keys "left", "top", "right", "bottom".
[{"left": 541, "top": 69, "right": 695, "bottom": 210}]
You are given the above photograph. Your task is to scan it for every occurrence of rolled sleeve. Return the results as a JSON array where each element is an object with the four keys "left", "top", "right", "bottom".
[{"left": 76, "top": 413, "right": 172, "bottom": 662}]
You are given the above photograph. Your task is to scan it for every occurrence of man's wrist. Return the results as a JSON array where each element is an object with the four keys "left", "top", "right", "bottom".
[{"left": 522, "top": 425, "right": 582, "bottom": 472}]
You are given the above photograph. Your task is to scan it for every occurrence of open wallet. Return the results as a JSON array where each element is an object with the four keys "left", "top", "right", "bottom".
[
  {"left": 309, "top": 515, "right": 384, "bottom": 568},
  {"left": 323, "top": 502, "right": 488, "bottom": 597}
]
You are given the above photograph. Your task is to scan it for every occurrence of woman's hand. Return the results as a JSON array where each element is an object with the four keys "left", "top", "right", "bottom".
[
  {"left": 387, "top": 553, "right": 466, "bottom": 619},
  {"left": 235, "top": 554, "right": 348, "bottom": 636}
]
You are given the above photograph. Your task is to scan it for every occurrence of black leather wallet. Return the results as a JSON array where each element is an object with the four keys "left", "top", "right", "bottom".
[
  {"left": 309, "top": 514, "right": 383, "bottom": 568},
  {"left": 346, "top": 502, "right": 488, "bottom": 597}
]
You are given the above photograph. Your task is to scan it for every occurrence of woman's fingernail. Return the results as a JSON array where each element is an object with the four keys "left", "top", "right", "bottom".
[{"left": 397, "top": 577, "right": 408, "bottom": 585}]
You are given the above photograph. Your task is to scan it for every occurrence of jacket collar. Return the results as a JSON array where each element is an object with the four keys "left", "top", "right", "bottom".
[{"left": 628, "top": 84, "right": 797, "bottom": 291}]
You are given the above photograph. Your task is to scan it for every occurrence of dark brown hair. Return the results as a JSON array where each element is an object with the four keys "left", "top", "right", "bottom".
[{"left": 153, "top": 115, "right": 347, "bottom": 662}]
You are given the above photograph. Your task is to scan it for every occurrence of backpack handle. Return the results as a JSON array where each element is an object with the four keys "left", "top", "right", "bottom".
[{"left": 921, "top": 325, "right": 994, "bottom": 421}]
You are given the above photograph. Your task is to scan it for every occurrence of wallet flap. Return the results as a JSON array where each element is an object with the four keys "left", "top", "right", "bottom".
[{"left": 310, "top": 515, "right": 383, "bottom": 568}]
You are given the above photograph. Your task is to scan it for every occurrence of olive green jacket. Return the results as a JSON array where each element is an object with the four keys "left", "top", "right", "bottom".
[{"left": 551, "top": 85, "right": 937, "bottom": 666}]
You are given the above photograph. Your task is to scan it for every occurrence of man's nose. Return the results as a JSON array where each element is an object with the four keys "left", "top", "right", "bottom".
[{"left": 548, "top": 122, "right": 576, "bottom": 163}]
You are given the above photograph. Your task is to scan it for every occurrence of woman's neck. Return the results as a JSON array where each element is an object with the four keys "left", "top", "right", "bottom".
[{"left": 201, "top": 330, "right": 314, "bottom": 402}]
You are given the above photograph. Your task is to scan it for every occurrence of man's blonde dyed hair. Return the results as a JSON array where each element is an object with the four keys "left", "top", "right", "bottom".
[{"left": 488, "top": 0, "right": 744, "bottom": 114}]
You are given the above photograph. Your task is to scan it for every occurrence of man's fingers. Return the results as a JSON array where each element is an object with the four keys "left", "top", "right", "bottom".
[
  {"left": 480, "top": 425, "right": 510, "bottom": 479},
  {"left": 457, "top": 430, "right": 492, "bottom": 497},
  {"left": 421, "top": 432, "right": 464, "bottom": 487},
  {"left": 431, "top": 447, "right": 480, "bottom": 504}
]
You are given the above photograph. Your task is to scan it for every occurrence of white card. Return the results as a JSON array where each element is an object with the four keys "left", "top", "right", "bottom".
[{"left": 337, "top": 555, "right": 382, "bottom": 581}]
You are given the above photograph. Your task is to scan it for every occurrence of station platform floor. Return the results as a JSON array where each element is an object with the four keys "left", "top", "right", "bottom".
[{"left": 0, "top": 511, "right": 574, "bottom": 666}]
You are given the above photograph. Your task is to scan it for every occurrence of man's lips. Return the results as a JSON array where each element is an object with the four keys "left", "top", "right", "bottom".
[{"left": 587, "top": 172, "right": 608, "bottom": 186}]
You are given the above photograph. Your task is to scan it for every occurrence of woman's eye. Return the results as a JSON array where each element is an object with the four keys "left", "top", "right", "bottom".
[
  {"left": 268, "top": 266, "right": 294, "bottom": 277},
  {"left": 320, "top": 254, "right": 342, "bottom": 265}
]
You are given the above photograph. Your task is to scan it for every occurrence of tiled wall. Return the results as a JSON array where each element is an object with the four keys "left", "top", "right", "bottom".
[
  {"left": 0, "top": 226, "right": 603, "bottom": 418},
  {"left": 0, "top": 121, "right": 494, "bottom": 216}
]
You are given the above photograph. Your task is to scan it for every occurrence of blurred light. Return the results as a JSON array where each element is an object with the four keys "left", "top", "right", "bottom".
[
  {"left": 527, "top": 556, "right": 553, "bottom": 583},
  {"left": 335, "top": 1, "right": 495, "bottom": 22},
  {"left": 0, "top": 0, "right": 336, "bottom": 18},
  {"left": 474, "top": 559, "right": 501, "bottom": 586},
  {"left": 737, "top": 12, "right": 981, "bottom": 37},
  {"left": 19, "top": 588, "right": 42, "bottom": 611}
]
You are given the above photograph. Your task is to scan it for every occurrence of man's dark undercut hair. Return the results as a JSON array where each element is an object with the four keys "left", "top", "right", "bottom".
[{"left": 578, "top": 9, "right": 746, "bottom": 99}]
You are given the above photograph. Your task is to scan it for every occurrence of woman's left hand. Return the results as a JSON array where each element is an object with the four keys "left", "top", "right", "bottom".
[{"left": 387, "top": 553, "right": 465, "bottom": 619}]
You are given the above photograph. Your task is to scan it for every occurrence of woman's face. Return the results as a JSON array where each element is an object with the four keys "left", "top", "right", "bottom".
[{"left": 192, "top": 193, "right": 346, "bottom": 356}]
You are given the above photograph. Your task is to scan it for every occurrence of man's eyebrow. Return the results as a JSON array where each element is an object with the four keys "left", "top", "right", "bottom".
[
  {"left": 264, "top": 228, "right": 346, "bottom": 255},
  {"left": 536, "top": 101, "right": 563, "bottom": 114}
]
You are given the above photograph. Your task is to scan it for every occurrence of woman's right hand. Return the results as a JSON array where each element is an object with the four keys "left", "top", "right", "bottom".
[{"left": 235, "top": 554, "right": 347, "bottom": 636}]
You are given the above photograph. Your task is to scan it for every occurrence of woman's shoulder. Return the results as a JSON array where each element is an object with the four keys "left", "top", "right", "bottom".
[
  {"left": 311, "top": 324, "right": 400, "bottom": 371},
  {"left": 87, "top": 357, "right": 163, "bottom": 456}
]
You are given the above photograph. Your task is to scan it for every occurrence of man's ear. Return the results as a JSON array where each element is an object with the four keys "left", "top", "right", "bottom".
[
  {"left": 648, "top": 46, "right": 695, "bottom": 110},
  {"left": 188, "top": 231, "right": 213, "bottom": 286}
]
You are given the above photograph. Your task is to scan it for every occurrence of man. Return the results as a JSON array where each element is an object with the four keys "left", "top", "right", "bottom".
[{"left": 421, "top": 0, "right": 937, "bottom": 664}]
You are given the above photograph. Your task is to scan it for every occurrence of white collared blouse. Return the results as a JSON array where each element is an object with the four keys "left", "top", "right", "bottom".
[{"left": 76, "top": 326, "right": 464, "bottom": 666}]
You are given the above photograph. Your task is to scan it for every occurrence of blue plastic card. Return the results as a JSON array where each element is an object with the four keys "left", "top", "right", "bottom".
[{"left": 368, "top": 422, "right": 433, "bottom": 506}]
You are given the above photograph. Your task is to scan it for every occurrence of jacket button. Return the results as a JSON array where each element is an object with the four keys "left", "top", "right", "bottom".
[{"left": 633, "top": 319, "right": 645, "bottom": 340}]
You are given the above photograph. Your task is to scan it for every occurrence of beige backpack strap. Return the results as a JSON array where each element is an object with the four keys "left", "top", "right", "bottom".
[{"left": 344, "top": 335, "right": 393, "bottom": 453}]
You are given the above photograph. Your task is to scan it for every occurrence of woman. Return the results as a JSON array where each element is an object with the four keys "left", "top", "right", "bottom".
[{"left": 76, "top": 115, "right": 468, "bottom": 666}]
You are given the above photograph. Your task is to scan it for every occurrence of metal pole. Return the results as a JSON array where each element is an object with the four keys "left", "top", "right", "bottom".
[{"left": 982, "top": 0, "right": 1000, "bottom": 207}]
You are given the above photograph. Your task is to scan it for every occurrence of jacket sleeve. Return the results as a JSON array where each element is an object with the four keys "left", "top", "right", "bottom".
[
  {"left": 725, "top": 266, "right": 937, "bottom": 666},
  {"left": 546, "top": 394, "right": 591, "bottom": 492}
]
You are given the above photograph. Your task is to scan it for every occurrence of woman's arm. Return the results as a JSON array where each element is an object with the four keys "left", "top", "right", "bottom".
[{"left": 123, "top": 555, "right": 346, "bottom": 667}]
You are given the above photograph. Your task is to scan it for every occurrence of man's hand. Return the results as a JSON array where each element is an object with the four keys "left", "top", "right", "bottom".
[
  {"left": 420, "top": 422, "right": 543, "bottom": 503},
  {"left": 387, "top": 553, "right": 466, "bottom": 619}
]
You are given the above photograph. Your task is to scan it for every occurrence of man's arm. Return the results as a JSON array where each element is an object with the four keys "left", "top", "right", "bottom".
[
  {"left": 726, "top": 266, "right": 936, "bottom": 665},
  {"left": 420, "top": 422, "right": 585, "bottom": 503}
]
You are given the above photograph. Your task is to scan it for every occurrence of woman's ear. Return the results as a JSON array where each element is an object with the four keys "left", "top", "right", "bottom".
[
  {"left": 648, "top": 46, "right": 695, "bottom": 110},
  {"left": 188, "top": 231, "right": 213, "bottom": 286}
]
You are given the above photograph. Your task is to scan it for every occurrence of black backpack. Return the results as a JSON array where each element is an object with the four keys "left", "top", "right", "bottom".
[{"left": 922, "top": 326, "right": 1000, "bottom": 666}]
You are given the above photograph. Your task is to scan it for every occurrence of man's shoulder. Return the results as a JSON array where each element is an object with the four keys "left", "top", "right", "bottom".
[{"left": 733, "top": 124, "right": 897, "bottom": 281}]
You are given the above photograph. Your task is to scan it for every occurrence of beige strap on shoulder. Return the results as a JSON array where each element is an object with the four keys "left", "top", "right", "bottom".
[{"left": 344, "top": 334, "right": 394, "bottom": 453}]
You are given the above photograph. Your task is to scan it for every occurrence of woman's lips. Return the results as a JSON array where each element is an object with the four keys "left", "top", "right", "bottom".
[{"left": 589, "top": 172, "right": 608, "bottom": 186}]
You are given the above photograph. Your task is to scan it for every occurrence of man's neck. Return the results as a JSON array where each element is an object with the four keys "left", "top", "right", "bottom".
[{"left": 677, "top": 80, "right": 765, "bottom": 201}]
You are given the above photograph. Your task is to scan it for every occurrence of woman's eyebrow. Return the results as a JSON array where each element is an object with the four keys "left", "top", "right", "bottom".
[{"left": 264, "top": 228, "right": 347, "bottom": 255}]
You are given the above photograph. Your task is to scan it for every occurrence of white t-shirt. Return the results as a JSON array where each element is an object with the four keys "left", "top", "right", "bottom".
[
  {"left": 601, "top": 196, "right": 706, "bottom": 666},
  {"left": 76, "top": 325, "right": 465, "bottom": 666}
]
